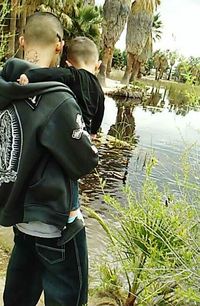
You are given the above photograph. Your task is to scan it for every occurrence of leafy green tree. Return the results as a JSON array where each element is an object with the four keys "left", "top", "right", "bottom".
[
  {"left": 175, "top": 57, "right": 200, "bottom": 85},
  {"left": 144, "top": 56, "right": 154, "bottom": 75},
  {"left": 112, "top": 48, "right": 127, "bottom": 69}
]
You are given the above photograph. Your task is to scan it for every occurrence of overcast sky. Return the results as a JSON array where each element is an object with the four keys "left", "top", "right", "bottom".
[{"left": 95, "top": 0, "right": 200, "bottom": 58}]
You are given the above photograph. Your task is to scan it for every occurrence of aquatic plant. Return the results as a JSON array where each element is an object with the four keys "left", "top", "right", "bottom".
[{"left": 87, "top": 157, "right": 200, "bottom": 305}]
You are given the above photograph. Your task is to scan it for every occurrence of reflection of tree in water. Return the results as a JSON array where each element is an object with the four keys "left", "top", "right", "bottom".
[
  {"left": 80, "top": 102, "right": 138, "bottom": 207},
  {"left": 143, "top": 86, "right": 191, "bottom": 116},
  {"left": 108, "top": 103, "right": 138, "bottom": 144},
  {"left": 80, "top": 143, "right": 133, "bottom": 207},
  {"left": 142, "top": 87, "right": 163, "bottom": 114}
]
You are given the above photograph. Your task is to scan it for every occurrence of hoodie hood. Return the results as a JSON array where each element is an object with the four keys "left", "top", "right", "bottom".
[{"left": 0, "top": 58, "right": 75, "bottom": 110}]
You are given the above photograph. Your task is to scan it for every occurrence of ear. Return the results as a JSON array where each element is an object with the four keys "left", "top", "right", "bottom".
[
  {"left": 55, "top": 41, "right": 64, "bottom": 54},
  {"left": 95, "top": 60, "right": 102, "bottom": 74},
  {"left": 19, "top": 36, "right": 25, "bottom": 48}
]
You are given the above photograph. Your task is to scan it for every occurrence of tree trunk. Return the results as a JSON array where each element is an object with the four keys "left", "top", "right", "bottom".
[
  {"left": 124, "top": 295, "right": 137, "bottom": 306},
  {"left": 100, "top": 0, "right": 131, "bottom": 83},
  {"left": 17, "top": 0, "right": 27, "bottom": 58},
  {"left": 167, "top": 65, "right": 172, "bottom": 80},
  {"left": 155, "top": 68, "right": 158, "bottom": 80},
  {"left": 121, "top": 52, "right": 134, "bottom": 84},
  {"left": 8, "top": 0, "right": 18, "bottom": 57},
  {"left": 129, "top": 59, "right": 141, "bottom": 82},
  {"left": 99, "top": 47, "right": 112, "bottom": 86},
  {"left": 124, "top": 0, "right": 157, "bottom": 85},
  {"left": 106, "top": 48, "right": 114, "bottom": 77}
]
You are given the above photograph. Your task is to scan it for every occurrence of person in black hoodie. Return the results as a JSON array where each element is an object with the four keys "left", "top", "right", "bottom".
[
  {"left": 18, "top": 36, "right": 105, "bottom": 137},
  {"left": 0, "top": 12, "right": 98, "bottom": 306}
]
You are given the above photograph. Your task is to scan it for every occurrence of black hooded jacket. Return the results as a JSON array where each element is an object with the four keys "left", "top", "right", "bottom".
[{"left": 0, "top": 58, "right": 98, "bottom": 228}]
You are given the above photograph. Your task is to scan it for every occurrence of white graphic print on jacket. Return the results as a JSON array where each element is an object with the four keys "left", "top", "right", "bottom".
[{"left": 0, "top": 105, "right": 22, "bottom": 186}]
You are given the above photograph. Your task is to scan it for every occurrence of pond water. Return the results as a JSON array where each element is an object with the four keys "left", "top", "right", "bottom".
[{"left": 84, "top": 87, "right": 200, "bottom": 266}]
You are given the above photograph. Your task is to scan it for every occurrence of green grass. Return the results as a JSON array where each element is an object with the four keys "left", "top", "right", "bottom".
[
  {"left": 140, "top": 79, "right": 200, "bottom": 107},
  {"left": 109, "top": 69, "right": 200, "bottom": 108},
  {"left": 109, "top": 69, "right": 124, "bottom": 81},
  {"left": 140, "top": 78, "right": 200, "bottom": 95},
  {"left": 87, "top": 156, "right": 200, "bottom": 305}
]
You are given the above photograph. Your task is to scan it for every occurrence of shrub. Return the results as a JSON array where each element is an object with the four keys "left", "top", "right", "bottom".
[{"left": 87, "top": 158, "right": 200, "bottom": 305}]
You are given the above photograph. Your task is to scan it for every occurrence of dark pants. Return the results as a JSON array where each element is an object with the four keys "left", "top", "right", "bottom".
[{"left": 3, "top": 227, "right": 88, "bottom": 306}]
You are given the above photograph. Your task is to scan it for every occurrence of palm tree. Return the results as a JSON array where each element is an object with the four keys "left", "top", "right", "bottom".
[
  {"left": 152, "top": 12, "right": 162, "bottom": 42},
  {"left": 166, "top": 50, "right": 177, "bottom": 80},
  {"left": 2, "top": 0, "right": 101, "bottom": 60},
  {"left": 122, "top": 0, "right": 161, "bottom": 84},
  {"left": 136, "top": 34, "right": 153, "bottom": 79},
  {"left": 129, "top": 11, "right": 162, "bottom": 81},
  {"left": 98, "top": 0, "right": 131, "bottom": 86},
  {"left": 153, "top": 50, "right": 168, "bottom": 80},
  {"left": 39, "top": 1, "right": 101, "bottom": 42},
  {"left": 67, "top": 5, "right": 101, "bottom": 42},
  {"left": 39, "top": 1, "right": 101, "bottom": 67}
]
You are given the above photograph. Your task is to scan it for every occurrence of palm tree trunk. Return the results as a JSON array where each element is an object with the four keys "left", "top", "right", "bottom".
[
  {"left": 123, "top": 0, "right": 159, "bottom": 85},
  {"left": 167, "top": 65, "right": 172, "bottom": 80},
  {"left": 99, "top": 47, "right": 112, "bottom": 86},
  {"left": 99, "top": 0, "right": 131, "bottom": 85},
  {"left": 130, "top": 59, "right": 141, "bottom": 82},
  {"left": 155, "top": 68, "right": 158, "bottom": 80},
  {"left": 122, "top": 52, "right": 134, "bottom": 84},
  {"left": 106, "top": 48, "right": 114, "bottom": 77}
]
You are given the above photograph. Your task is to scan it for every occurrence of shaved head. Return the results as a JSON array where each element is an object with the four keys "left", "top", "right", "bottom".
[
  {"left": 24, "top": 12, "right": 63, "bottom": 47},
  {"left": 67, "top": 37, "right": 99, "bottom": 66}
]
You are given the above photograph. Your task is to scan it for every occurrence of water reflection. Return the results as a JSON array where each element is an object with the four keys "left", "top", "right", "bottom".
[
  {"left": 81, "top": 87, "right": 200, "bottom": 207},
  {"left": 108, "top": 102, "right": 137, "bottom": 144},
  {"left": 80, "top": 142, "right": 132, "bottom": 209},
  {"left": 85, "top": 87, "right": 200, "bottom": 266},
  {"left": 145, "top": 86, "right": 197, "bottom": 116},
  {"left": 80, "top": 100, "right": 139, "bottom": 206}
]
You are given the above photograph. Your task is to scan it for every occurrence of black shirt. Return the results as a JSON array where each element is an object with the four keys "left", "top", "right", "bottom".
[{"left": 25, "top": 66, "right": 105, "bottom": 134}]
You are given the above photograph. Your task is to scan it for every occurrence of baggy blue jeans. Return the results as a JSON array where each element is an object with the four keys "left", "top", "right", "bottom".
[{"left": 3, "top": 227, "right": 88, "bottom": 306}]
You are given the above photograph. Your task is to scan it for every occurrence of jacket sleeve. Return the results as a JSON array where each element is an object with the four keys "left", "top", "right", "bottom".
[
  {"left": 40, "top": 97, "right": 99, "bottom": 180},
  {"left": 26, "top": 67, "right": 75, "bottom": 85},
  {"left": 90, "top": 93, "right": 105, "bottom": 134}
]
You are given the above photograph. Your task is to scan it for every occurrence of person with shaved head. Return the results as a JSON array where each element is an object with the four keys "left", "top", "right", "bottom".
[{"left": 0, "top": 12, "right": 98, "bottom": 306}]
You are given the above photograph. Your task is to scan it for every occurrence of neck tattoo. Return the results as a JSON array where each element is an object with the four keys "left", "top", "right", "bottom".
[{"left": 25, "top": 50, "right": 40, "bottom": 64}]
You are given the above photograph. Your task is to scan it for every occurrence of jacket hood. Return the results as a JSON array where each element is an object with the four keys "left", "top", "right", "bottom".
[{"left": 0, "top": 58, "right": 74, "bottom": 110}]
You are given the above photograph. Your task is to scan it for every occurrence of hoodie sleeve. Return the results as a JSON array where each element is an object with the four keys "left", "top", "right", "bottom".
[
  {"left": 91, "top": 93, "right": 105, "bottom": 134},
  {"left": 25, "top": 67, "right": 75, "bottom": 86},
  {"left": 40, "top": 97, "right": 99, "bottom": 180}
]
